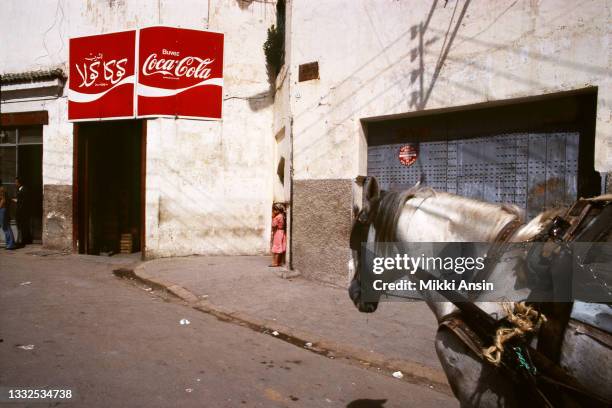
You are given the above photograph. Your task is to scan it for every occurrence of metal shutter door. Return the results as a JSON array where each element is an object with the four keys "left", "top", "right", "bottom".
[{"left": 367, "top": 132, "right": 579, "bottom": 219}]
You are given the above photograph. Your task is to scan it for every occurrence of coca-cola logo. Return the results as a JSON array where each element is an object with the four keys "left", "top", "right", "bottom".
[
  {"left": 142, "top": 48, "right": 214, "bottom": 80},
  {"left": 75, "top": 53, "right": 128, "bottom": 88}
]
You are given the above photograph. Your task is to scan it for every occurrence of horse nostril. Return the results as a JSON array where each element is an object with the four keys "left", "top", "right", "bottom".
[{"left": 359, "top": 302, "right": 377, "bottom": 313}]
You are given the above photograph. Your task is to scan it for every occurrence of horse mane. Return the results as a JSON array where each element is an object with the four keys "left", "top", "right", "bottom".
[
  {"left": 512, "top": 208, "right": 564, "bottom": 242},
  {"left": 372, "top": 188, "right": 416, "bottom": 242},
  {"left": 368, "top": 179, "right": 563, "bottom": 244}
]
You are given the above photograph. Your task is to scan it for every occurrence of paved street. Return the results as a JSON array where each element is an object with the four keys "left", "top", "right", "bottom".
[
  {"left": 0, "top": 249, "right": 456, "bottom": 408},
  {"left": 133, "top": 255, "right": 446, "bottom": 383}
]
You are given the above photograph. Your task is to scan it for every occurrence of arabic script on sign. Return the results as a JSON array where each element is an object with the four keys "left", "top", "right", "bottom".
[{"left": 75, "top": 53, "right": 128, "bottom": 88}]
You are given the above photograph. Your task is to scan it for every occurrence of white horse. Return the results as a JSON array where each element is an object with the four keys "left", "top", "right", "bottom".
[{"left": 348, "top": 177, "right": 612, "bottom": 407}]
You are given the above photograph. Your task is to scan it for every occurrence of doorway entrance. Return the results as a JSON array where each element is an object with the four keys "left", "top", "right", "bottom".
[
  {"left": 0, "top": 125, "right": 43, "bottom": 242},
  {"left": 75, "top": 120, "right": 144, "bottom": 255}
]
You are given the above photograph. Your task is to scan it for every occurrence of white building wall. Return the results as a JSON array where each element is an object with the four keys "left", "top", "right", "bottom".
[
  {"left": 1, "top": 0, "right": 277, "bottom": 254},
  {"left": 288, "top": 0, "right": 612, "bottom": 180},
  {"left": 272, "top": 65, "right": 292, "bottom": 204},
  {"left": 1, "top": 0, "right": 212, "bottom": 73},
  {"left": 286, "top": 0, "right": 611, "bottom": 285},
  {"left": 143, "top": 0, "right": 275, "bottom": 257},
  {"left": 3, "top": 0, "right": 610, "bottom": 273},
  {"left": 0, "top": 93, "right": 73, "bottom": 248},
  {"left": 0, "top": 95, "right": 72, "bottom": 186}
]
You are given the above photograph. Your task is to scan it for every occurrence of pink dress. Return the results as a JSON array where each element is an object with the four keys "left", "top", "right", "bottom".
[{"left": 271, "top": 213, "right": 286, "bottom": 254}]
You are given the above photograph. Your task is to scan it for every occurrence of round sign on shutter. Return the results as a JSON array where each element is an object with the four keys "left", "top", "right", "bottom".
[{"left": 398, "top": 144, "right": 418, "bottom": 167}]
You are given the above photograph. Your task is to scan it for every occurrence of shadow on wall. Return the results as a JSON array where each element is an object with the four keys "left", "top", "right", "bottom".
[
  {"left": 411, "top": 0, "right": 472, "bottom": 110},
  {"left": 146, "top": 157, "right": 270, "bottom": 256},
  {"left": 292, "top": 0, "right": 473, "bottom": 169},
  {"left": 224, "top": 90, "right": 274, "bottom": 111},
  {"left": 293, "top": 0, "right": 608, "bottom": 172}
]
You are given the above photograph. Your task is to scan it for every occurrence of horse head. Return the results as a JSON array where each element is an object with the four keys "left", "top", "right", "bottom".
[{"left": 348, "top": 176, "right": 381, "bottom": 313}]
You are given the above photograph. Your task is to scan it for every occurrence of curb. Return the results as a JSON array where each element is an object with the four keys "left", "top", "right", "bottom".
[
  {"left": 127, "top": 264, "right": 452, "bottom": 395},
  {"left": 272, "top": 267, "right": 302, "bottom": 279}
]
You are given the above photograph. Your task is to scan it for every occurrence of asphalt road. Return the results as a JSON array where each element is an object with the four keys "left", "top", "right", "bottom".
[{"left": 0, "top": 249, "right": 456, "bottom": 408}]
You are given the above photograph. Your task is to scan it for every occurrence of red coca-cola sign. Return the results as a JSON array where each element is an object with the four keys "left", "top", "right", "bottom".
[
  {"left": 137, "top": 26, "right": 224, "bottom": 119},
  {"left": 68, "top": 30, "right": 136, "bottom": 120},
  {"left": 398, "top": 145, "right": 418, "bottom": 167}
]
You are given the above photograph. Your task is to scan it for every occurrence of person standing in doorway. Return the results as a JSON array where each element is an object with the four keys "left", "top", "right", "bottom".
[
  {"left": 269, "top": 203, "right": 286, "bottom": 267},
  {"left": 0, "top": 179, "right": 17, "bottom": 250},
  {"left": 13, "top": 176, "right": 32, "bottom": 246}
]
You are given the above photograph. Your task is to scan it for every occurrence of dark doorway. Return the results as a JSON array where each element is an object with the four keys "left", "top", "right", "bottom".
[
  {"left": 18, "top": 144, "right": 43, "bottom": 240},
  {"left": 76, "top": 120, "right": 143, "bottom": 255},
  {"left": 0, "top": 125, "right": 43, "bottom": 242}
]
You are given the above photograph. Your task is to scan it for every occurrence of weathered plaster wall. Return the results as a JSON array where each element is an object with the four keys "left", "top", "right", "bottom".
[
  {"left": 1, "top": 95, "right": 73, "bottom": 250},
  {"left": 269, "top": 1, "right": 294, "bottom": 261},
  {"left": 271, "top": 65, "right": 293, "bottom": 261},
  {"left": 292, "top": 179, "right": 353, "bottom": 286},
  {"left": 42, "top": 184, "right": 73, "bottom": 250},
  {"left": 145, "top": 113, "right": 273, "bottom": 257},
  {"left": 286, "top": 0, "right": 611, "bottom": 283},
  {"left": 272, "top": 0, "right": 294, "bottom": 204},
  {"left": 288, "top": 0, "right": 612, "bottom": 179},
  {"left": 272, "top": 66, "right": 292, "bottom": 204},
  {"left": 145, "top": 1, "right": 276, "bottom": 258},
  {"left": 2, "top": 0, "right": 276, "bottom": 256},
  {"left": 0, "top": 0, "right": 211, "bottom": 74}
]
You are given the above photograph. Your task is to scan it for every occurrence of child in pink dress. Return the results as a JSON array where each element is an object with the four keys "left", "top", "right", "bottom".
[{"left": 270, "top": 204, "right": 286, "bottom": 267}]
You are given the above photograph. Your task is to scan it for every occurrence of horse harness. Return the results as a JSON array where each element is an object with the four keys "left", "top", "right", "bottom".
[
  {"left": 439, "top": 197, "right": 612, "bottom": 407},
  {"left": 351, "top": 185, "right": 612, "bottom": 407}
]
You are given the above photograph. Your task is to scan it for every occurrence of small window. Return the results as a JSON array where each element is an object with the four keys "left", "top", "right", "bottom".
[
  {"left": 19, "top": 126, "right": 43, "bottom": 144},
  {"left": 298, "top": 61, "right": 319, "bottom": 82},
  {"left": 0, "top": 128, "right": 17, "bottom": 145},
  {"left": 0, "top": 146, "right": 16, "bottom": 180},
  {"left": 277, "top": 156, "right": 285, "bottom": 184}
]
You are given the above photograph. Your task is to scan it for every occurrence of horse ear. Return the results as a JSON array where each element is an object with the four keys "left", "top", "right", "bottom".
[{"left": 364, "top": 176, "right": 380, "bottom": 202}]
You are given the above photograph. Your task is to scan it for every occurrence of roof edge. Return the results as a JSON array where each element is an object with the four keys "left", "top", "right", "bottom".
[{"left": 1, "top": 68, "right": 67, "bottom": 85}]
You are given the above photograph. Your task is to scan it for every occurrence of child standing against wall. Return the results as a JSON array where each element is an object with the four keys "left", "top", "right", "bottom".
[{"left": 269, "top": 203, "right": 286, "bottom": 267}]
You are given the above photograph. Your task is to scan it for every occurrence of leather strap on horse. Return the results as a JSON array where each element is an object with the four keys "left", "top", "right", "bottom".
[
  {"left": 351, "top": 179, "right": 611, "bottom": 406},
  {"left": 495, "top": 217, "right": 523, "bottom": 244},
  {"left": 469, "top": 217, "right": 522, "bottom": 300},
  {"left": 535, "top": 199, "right": 612, "bottom": 364},
  {"left": 438, "top": 311, "right": 557, "bottom": 407},
  {"left": 440, "top": 315, "right": 486, "bottom": 358},
  {"left": 420, "top": 254, "right": 610, "bottom": 407},
  {"left": 440, "top": 310, "right": 611, "bottom": 407},
  {"left": 535, "top": 302, "right": 573, "bottom": 364}
]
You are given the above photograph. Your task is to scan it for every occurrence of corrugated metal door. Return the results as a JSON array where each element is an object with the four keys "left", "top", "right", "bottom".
[{"left": 367, "top": 132, "right": 579, "bottom": 219}]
